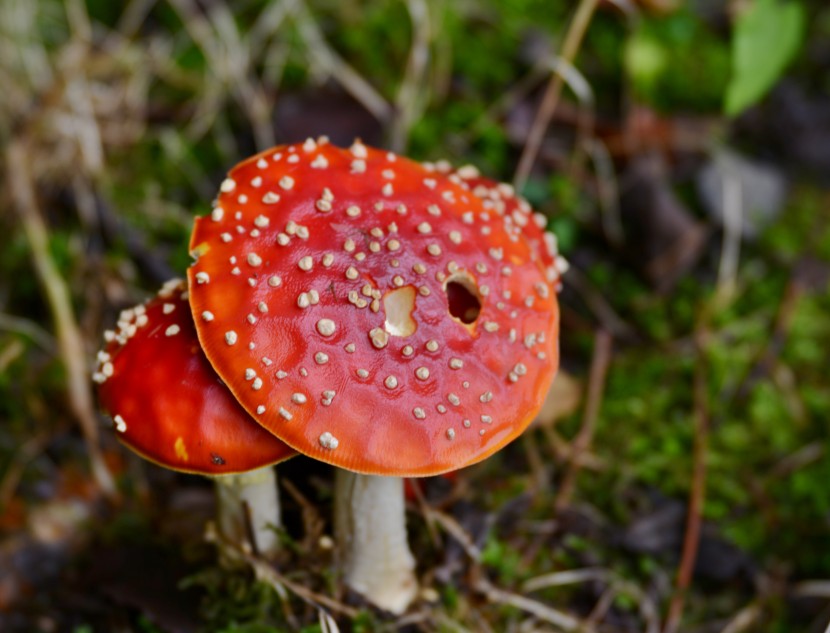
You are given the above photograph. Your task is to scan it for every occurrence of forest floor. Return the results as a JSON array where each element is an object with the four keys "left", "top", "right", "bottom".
[{"left": 2, "top": 1, "right": 830, "bottom": 631}]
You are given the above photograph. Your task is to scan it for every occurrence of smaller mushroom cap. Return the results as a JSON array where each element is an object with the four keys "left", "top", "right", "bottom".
[{"left": 95, "top": 279, "right": 295, "bottom": 475}]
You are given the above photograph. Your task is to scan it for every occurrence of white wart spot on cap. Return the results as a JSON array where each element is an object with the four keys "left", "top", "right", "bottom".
[
  {"left": 316, "top": 319, "right": 336, "bottom": 337},
  {"left": 319, "top": 432, "right": 339, "bottom": 449}
]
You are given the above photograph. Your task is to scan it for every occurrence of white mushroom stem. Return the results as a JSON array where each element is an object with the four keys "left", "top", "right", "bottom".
[
  {"left": 334, "top": 470, "right": 418, "bottom": 614},
  {"left": 214, "top": 465, "right": 281, "bottom": 558}
]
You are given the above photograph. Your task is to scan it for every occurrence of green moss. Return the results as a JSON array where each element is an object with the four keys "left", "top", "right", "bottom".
[{"left": 625, "top": 9, "right": 730, "bottom": 112}]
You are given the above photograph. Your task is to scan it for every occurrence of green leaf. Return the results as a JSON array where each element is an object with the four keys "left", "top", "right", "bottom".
[{"left": 725, "top": 0, "right": 805, "bottom": 116}]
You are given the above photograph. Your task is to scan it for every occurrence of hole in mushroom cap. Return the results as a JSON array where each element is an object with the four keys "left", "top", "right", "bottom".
[
  {"left": 445, "top": 273, "right": 482, "bottom": 325},
  {"left": 383, "top": 286, "right": 417, "bottom": 337}
]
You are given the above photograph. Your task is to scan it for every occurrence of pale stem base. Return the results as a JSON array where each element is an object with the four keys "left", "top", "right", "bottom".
[
  {"left": 214, "top": 465, "right": 281, "bottom": 558},
  {"left": 334, "top": 470, "right": 418, "bottom": 614}
]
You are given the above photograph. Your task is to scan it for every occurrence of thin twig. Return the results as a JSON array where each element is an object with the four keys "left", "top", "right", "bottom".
[
  {"left": 425, "top": 507, "right": 481, "bottom": 561},
  {"left": 541, "top": 425, "right": 605, "bottom": 471},
  {"left": 555, "top": 330, "right": 613, "bottom": 510},
  {"left": 663, "top": 326, "right": 710, "bottom": 633},
  {"left": 7, "top": 137, "right": 116, "bottom": 499},
  {"left": 475, "top": 577, "right": 586, "bottom": 632},
  {"left": 407, "top": 475, "right": 441, "bottom": 547},
  {"left": 514, "top": 0, "right": 600, "bottom": 190}
]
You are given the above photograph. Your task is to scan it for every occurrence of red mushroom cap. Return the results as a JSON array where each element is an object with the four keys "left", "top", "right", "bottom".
[
  {"left": 95, "top": 279, "right": 295, "bottom": 475},
  {"left": 187, "top": 139, "right": 559, "bottom": 477}
]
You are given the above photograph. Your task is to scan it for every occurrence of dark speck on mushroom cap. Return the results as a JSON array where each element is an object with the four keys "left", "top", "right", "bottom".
[
  {"left": 187, "top": 138, "right": 560, "bottom": 477},
  {"left": 95, "top": 279, "right": 295, "bottom": 475}
]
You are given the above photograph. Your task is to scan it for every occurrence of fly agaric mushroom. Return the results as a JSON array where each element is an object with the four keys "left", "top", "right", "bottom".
[
  {"left": 187, "top": 137, "right": 563, "bottom": 613},
  {"left": 94, "top": 279, "right": 295, "bottom": 557}
]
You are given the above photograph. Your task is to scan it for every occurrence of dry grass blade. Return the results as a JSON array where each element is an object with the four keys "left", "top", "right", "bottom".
[
  {"left": 249, "top": 0, "right": 296, "bottom": 56},
  {"left": 0, "top": 339, "right": 25, "bottom": 373},
  {"left": 793, "top": 581, "right": 830, "bottom": 598},
  {"left": 555, "top": 329, "right": 613, "bottom": 510},
  {"left": 434, "top": 613, "right": 474, "bottom": 633},
  {"left": 116, "top": 0, "right": 158, "bottom": 40},
  {"left": 719, "top": 603, "right": 761, "bottom": 633},
  {"left": 0, "top": 313, "right": 58, "bottom": 352},
  {"left": 582, "top": 137, "right": 623, "bottom": 247},
  {"left": 475, "top": 578, "right": 586, "bottom": 632},
  {"left": 407, "top": 474, "right": 441, "bottom": 547},
  {"left": 514, "top": 0, "right": 600, "bottom": 190},
  {"left": 389, "top": 0, "right": 431, "bottom": 152},
  {"left": 318, "top": 608, "right": 340, "bottom": 633},
  {"left": 6, "top": 138, "right": 116, "bottom": 499},
  {"left": 166, "top": 0, "right": 275, "bottom": 148},
  {"left": 207, "top": 522, "right": 360, "bottom": 619},
  {"left": 280, "top": 477, "right": 326, "bottom": 549},
  {"left": 425, "top": 507, "right": 481, "bottom": 561},
  {"left": 523, "top": 568, "right": 611, "bottom": 593},
  {"left": 540, "top": 426, "right": 605, "bottom": 471},
  {"left": 0, "top": 431, "right": 51, "bottom": 510},
  {"left": 293, "top": 1, "right": 392, "bottom": 122}
]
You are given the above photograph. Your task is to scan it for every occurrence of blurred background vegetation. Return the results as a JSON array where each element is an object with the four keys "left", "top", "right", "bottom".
[{"left": 1, "top": 0, "right": 829, "bottom": 631}]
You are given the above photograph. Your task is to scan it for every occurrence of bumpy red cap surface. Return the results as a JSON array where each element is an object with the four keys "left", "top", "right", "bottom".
[
  {"left": 188, "top": 138, "right": 560, "bottom": 476},
  {"left": 443, "top": 164, "right": 567, "bottom": 289},
  {"left": 95, "top": 279, "right": 295, "bottom": 475}
]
